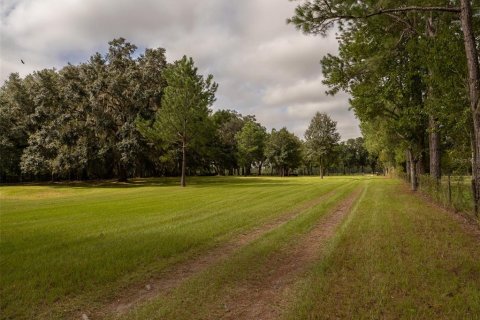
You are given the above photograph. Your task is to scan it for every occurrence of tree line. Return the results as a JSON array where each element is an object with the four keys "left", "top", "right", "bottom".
[
  {"left": 0, "top": 38, "right": 376, "bottom": 185},
  {"left": 289, "top": 0, "right": 479, "bottom": 215}
]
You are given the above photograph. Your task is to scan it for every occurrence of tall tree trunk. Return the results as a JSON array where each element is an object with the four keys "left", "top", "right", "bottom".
[
  {"left": 405, "top": 150, "right": 411, "bottom": 181},
  {"left": 181, "top": 138, "right": 186, "bottom": 187},
  {"left": 258, "top": 161, "right": 263, "bottom": 176},
  {"left": 429, "top": 115, "right": 441, "bottom": 181},
  {"left": 460, "top": 0, "right": 480, "bottom": 216},
  {"left": 407, "top": 149, "right": 418, "bottom": 191},
  {"left": 426, "top": 16, "right": 442, "bottom": 183},
  {"left": 319, "top": 165, "right": 324, "bottom": 179}
]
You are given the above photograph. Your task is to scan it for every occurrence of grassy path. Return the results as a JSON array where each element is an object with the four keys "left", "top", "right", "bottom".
[
  {"left": 218, "top": 187, "right": 363, "bottom": 320},
  {"left": 285, "top": 179, "right": 480, "bottom": 319}
]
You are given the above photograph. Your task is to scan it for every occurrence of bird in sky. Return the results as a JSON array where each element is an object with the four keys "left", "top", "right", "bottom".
[{"left": 21, "top": 59, "right": 25, "bottom": 64}]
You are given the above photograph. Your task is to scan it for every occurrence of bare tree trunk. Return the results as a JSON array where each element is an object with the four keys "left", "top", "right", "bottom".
[
  {"left": 429, "top": 115, "right": 441, "bottom": 181},
  {"left": 406, "top": 150, "right": 411, "bottom": 181},
  {"left": 426, "top": 17, "right": 442, "bottom": 183},
  {"left": 258, "top": 161, "right": 263, "bottom": 176},
  {"left": 407, "top": 149, "right": 418, "bottom": 191},
  {"left": 320, "top": 165, "right": 324, "bottom": 179},
  {"left": 181, "top": 139, "right": 186, "bottom": 187},
  {"left": 460, "top": 0, "right": 480, "bottom": 216}
]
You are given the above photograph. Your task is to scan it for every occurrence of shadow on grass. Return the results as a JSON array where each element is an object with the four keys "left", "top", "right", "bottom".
[{"left": 2, "top": 176, "right": 369, "bottom": 190}]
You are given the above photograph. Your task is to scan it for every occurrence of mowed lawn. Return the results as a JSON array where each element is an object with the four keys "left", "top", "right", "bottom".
[
  {"left": 0, "top": 176, "right": 356, "bottom": 319},
  {"left": 1, "top": 176, "right": 480, "bottom": 319}
]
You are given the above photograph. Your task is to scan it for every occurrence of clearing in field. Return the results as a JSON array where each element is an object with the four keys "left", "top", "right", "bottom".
[{"left": 1, "top": 176, "right": 479, "bottom": 319}]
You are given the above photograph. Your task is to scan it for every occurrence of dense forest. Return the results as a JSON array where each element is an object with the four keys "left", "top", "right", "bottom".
[{"left": 0, "top": 38, "right": 373, "bottom": 184}]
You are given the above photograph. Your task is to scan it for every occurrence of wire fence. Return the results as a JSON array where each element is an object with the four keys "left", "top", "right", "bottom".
[{"left": 399, "top": 173, "right": 475, "bottom": 218}]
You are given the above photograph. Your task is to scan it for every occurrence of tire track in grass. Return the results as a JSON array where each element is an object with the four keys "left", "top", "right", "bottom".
[
  {"left": 219, "top": 187, "right": 363, "bottom": 320},
  {"left": 93, "top": 183, "right": 353, "bottom": 319}
]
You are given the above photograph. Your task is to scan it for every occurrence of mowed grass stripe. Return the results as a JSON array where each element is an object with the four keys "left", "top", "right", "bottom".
[
  {"left": 284, "top": 178, "right": 480, "bottom": 319},
  {"left": 1, "top": 176, "right": 354, "bottom": 319},
  {"left": 98, "top": 179, "right": 358, "bottom": 317},
  {"left": 96, "top": 179, "right": 354, "bottom": 318},
  {"left": 120, "top": 179, "right": 363, "bottom": 320}
]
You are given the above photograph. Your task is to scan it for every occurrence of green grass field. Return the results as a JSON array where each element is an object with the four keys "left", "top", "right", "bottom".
[{"left": 1, "top": 176, "right": 479, "bottom": 319}]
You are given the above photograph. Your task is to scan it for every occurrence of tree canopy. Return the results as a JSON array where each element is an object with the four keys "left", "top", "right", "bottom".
[
  {"left": 139, "top": 56, "right": 217, "bottom": 187},
  {"left": 304, "top": 112, "right": 340, "bottom": 178},
  {"left": 0, "top": 38, "right": 378, "bottom": 184}
]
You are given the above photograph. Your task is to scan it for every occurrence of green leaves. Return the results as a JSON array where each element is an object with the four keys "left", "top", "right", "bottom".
[
  {"left": 0, "top": 38, "right": 171, "bottom": 181},
  {"left": 266, "top": 127, "right": 302, "bottom": 176},
  {"left": 290, "top": 0, "right": 473, "bottom": 177},
  {"left": 304, "top": 112, "right": 340, "bottom": 169},
  {"left": 154, "top": 56, "right": 217, "bottom": 147},
  {"left": 236, "top": 120, "right": 267, "bottom": 168},
  {"left": 138, "top": 56, "right": 217, "bottom": 185}
]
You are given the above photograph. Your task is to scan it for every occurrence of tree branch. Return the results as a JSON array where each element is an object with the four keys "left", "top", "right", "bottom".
[
  {"left": 288, "top": 4, "right": 462, "bottom": 36},
  {"left": 385, "top": 13, "right": 418, "bottom": 35},
  {"left": 330, "top": 6, "right": 460, "bottom": 21},
  {"left": 365, "top": 6, "right": 461, "bottom": 17}
]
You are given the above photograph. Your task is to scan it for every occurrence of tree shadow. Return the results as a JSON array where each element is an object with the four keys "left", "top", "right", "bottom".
[{"left": 2, "top": 175, "right": 367, "bottom": 190}]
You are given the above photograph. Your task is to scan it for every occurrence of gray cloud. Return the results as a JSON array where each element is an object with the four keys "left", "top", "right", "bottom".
[{"left": 0, "top": 0, "right": 360, "bottom": 140}]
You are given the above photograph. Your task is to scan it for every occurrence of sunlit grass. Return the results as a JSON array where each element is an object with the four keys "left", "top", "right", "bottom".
[
  {"left": 122, "top": 179, "right": 363, "bottom": 319},
  {"left": 3, "top": 176, "right": 477, "bottom": 319},
  {"left": 0, "top": 176, "right": 355, "bottom": 319}
]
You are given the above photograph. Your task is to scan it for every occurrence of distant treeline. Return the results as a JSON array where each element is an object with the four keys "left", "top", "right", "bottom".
[{"left": 0, "top": 38, "right": 376, "bottom": 183}]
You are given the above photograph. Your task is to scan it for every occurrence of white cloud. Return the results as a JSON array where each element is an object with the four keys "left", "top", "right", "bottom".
[
  {"left": 263, "top": 76, "right": 327, "bottom": 106},
  {"left": 0, "top": 0, "right": 360, "bottom": 140}
]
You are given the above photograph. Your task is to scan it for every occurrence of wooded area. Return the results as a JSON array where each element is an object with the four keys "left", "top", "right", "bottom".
[{"left": 289, "top": 0, "right": 479, "bottom": 216}]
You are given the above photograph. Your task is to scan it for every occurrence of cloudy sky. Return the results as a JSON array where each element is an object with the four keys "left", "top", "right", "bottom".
[{"left": 0, "top": 0, "right": 360, "bottom": 139}]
